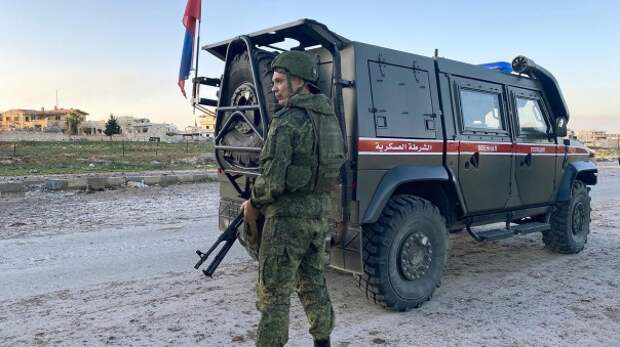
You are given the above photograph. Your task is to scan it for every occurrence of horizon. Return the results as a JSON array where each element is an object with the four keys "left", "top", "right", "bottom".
[
  {"left": 1, "top": 1, "right": 619, "bottom": 131},
  {"left": 1, "top": 105, "right": 617, "bottom": 134}
]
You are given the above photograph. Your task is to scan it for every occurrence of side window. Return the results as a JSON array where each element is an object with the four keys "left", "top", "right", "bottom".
[
  {"left": 515, "top": 97, "right": 548, "bottom": 136},
  {"left": 459, "top": 89, "right": 503, "bottom": 131}
]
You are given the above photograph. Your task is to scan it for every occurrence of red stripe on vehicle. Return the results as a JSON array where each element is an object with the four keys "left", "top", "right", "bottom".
[
  {"left": 358, "top": 138, "right": 590, "bottom": 155},
  {"left": 566, "top": 146, "right": 589, "bottom": 154},
  {"left": 514, "top": 143, "right": 556, "bottom": 154},
  {"left": 358, "top": 138, "right": 443, "bottom": 153},
  {"left": 446, "top": 141, "right": 459, "bottom": 152},
  {"left": 459, "top": 142, "right": 512, "bottom": 153}
]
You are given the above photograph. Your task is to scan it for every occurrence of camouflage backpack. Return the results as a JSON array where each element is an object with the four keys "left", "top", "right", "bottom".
[{"left": 307, "top": 104, "right": 346, "bottom": 193}]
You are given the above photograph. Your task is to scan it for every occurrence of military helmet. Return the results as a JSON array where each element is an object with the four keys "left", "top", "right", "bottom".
[{"left": 271, "top": 50, "right": 319, "bottom": 83}]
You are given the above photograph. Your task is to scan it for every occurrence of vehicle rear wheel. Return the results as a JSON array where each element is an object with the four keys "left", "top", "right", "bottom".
[
  {"left": 543, "top": 180, "right": 591, "bottom": 254},
  {"left": 357, "top": 195, "right": 448, "bottom": 311}
]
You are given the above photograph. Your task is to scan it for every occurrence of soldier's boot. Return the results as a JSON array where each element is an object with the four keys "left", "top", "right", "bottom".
[{"left": 314, "top": 338, "right": 330, "bottom": 347}]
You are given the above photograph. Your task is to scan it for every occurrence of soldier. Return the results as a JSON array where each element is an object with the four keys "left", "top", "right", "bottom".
[{"left": 240, "top": 50, "right": 342, "bottom": 347}]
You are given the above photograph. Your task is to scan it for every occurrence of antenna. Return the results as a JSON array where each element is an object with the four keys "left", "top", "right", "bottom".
[{"left": 55, "top": 89, "right": 59, "bottom": 108}]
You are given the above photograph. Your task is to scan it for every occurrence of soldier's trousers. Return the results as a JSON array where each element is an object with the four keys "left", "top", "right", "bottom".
[{"left": 256, "top": 216, "right": 334, "bottom": 347}]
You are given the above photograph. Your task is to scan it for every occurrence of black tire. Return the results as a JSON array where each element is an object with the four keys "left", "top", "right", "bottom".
[
  {"left": 219, "top": 49, "right": 278, "bottom": 168},
  {"left": 357, "top": 195, "right": 448, "bottom": 311},
  {"left": 224, "top": 49, "right": 278, "bottom": 119},
  {"left": 543, "top": 180, "right": 591, "bottom": 254}
]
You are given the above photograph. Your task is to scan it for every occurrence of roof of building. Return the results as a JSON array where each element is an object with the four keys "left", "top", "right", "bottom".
[
  {"left": 1, "top": 108, "right": 89, "bottom": 116},
  {"left": 198, "top": 108, "right": 215, "bottom": 118}
]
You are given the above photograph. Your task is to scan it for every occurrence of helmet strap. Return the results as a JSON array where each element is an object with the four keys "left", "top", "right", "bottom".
[
  {"left": 285, "top": 74, "right": 305, "bottom": 106},
  {"left": 286, "top": 74, "right": 294, "bottom": 99}
]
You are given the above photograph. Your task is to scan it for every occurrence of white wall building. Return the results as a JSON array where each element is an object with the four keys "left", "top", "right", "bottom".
[{"left": 118, "top": 116, "right": 181, "bottom": 143}]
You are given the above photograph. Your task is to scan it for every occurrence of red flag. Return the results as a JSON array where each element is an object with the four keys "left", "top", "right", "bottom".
[
  {"left": 183, "top": 0, "right": 201, "bottom": 32},
  {"left": 178, "top": 0, "right": 202, "bottom": 97}
]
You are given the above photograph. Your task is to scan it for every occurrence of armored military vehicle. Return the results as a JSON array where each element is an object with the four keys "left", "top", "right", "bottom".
[{"left": 194, "top": 19, "right": 597, "bottom": 310}]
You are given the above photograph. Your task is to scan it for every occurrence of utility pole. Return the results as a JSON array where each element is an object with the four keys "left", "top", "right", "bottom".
[{"left": 55, "top": 90, "right": 59, "bottom": 109}]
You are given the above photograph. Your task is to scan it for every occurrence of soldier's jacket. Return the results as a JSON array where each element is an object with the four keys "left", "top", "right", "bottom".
[{"left": 250, "top": 93, "right": 334, "bottom": 218}]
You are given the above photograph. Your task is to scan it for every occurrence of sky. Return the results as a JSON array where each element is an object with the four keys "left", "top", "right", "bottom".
[{"left": 1, "top": 0, "right": 619, "bottom": 131}]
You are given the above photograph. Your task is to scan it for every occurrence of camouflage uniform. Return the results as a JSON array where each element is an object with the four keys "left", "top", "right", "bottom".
[{"left": 251, "top": 93, "right": 336, "bottom": 346}]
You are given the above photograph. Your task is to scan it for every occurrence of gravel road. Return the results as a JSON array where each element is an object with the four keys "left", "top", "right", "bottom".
[{"left": 1, "top": 165, "right": 619, "bottom": 346}]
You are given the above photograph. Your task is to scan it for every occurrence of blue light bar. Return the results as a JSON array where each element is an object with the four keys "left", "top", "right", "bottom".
[{"left": 479, "top": 61, "right": 513, "bottom": 74}]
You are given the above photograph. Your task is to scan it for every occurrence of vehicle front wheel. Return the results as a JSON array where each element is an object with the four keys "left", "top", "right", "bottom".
[
  {"left": 357, "top": 195, "right": 448, "bottom": 311},
  {"left": 543, "top": 180, "right": 591, "bottom": 254}
]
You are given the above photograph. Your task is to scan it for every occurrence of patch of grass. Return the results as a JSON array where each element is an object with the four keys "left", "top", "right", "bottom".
[{"left": 0, "top": 140, "right": 215, "bottom": 176}]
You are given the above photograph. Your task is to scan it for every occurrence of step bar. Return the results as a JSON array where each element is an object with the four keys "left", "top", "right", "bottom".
[{"left": 466, "top": 222, "right": 550, "bottom": 242}]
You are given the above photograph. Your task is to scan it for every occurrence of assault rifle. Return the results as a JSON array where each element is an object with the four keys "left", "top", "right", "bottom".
[{"left": 194, "top": 212, "right": 244, "bottom": 277}]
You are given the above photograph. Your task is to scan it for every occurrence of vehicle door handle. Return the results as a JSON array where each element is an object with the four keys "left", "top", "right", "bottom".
[
  {"left": 521, "top": 153, "right": 532, "bottom": 167},
  {"left": 465, "top": 152, "right": 479, "bottom": 169}
]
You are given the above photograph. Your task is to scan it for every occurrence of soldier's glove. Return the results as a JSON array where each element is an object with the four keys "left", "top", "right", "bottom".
[{"left": 240, "top": 200, "right": 259, "bottom": 246}]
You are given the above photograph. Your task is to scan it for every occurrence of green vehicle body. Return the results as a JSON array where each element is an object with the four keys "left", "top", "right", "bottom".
[{"left": 199, "top": 19, "right": 597, "bottom": 310}]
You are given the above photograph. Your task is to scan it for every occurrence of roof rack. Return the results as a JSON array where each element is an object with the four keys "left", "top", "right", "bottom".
[{"left": 203, "top": 18, "right": 350, "bottom": 60}]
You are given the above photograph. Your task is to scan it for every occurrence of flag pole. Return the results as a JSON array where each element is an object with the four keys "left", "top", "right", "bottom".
[{"left": 192, "top": 15, "right": 201, "bottom": 117}]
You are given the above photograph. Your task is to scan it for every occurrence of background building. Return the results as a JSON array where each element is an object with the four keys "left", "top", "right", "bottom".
[
  {"left": 80, "top": 120, "right": 106, "bottom": 135},
  {"left": 197, "top": 109, "right": 216, "bottom": 138},
  {"left": 116, "top": 116, "right": 180, "bottom": 142},
  {"left": 0, "top": 107, "right": 88, "bottom": 132},
  {"left": 572, "top": 129, "right": 620, "bottom": 149}
]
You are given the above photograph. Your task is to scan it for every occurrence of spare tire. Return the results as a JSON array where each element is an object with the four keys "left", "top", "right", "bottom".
[{"left": 219, "top": 49, "right": 278, "bottom": 170}]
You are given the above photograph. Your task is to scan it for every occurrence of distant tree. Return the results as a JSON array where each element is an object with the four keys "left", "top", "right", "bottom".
[
  {"left": 64, "top": 111, "right": 83, "bottom": 135},
  {"left": 104, "top": 114, "right": 121, "bottom": 137}
]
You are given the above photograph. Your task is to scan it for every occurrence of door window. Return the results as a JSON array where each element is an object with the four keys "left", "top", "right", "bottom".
[
  {"left": 460, "top": 89, "right": 503, "bottom": 131},
  {"left": 515, "top": 97, "right": 548, "bottom": 136}
]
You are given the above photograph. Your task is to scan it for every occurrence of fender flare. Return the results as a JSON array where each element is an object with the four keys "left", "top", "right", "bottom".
[
  {"left": 556, "top": 161, "right": 597, "bottom": 202},
  {"left": 361, "top": 165, "right": 451, "bottom": 224}
]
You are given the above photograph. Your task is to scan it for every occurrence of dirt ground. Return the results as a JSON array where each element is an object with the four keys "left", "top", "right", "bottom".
[{"left": 1, "top": 164, "right": 619, "bottom": 346}]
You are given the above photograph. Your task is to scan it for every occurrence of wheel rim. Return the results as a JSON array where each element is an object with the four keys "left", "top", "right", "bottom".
[
  {"left": 572, "top": 201, "right": 586, "bottom": 236},
  {"left": 398, "top": 232, "right": 432, "bottom": 281},
  {"left": 231, "top": 82, "right": 257, "bottom": 107},
  {"left": 230, "top": 82, "right": 259, "bottom": 134},
  {"left": 220, "top": 82, "right": 262, "bottom": 169}
]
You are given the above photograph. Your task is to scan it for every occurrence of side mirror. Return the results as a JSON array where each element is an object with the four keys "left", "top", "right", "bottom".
[{"left": 554, "top": 117, "right": 568, "bottom": 137}]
